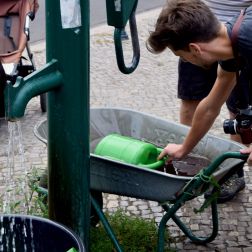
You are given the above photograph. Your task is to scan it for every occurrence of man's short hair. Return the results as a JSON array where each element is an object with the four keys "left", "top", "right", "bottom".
[{"left": 147, "top": 0, "right": 221, "bottom": 53}]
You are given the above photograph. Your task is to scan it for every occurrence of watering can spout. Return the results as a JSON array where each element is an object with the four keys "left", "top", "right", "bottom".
[{"left": 4, "top": 59, "right": 63, "bottom": 121}]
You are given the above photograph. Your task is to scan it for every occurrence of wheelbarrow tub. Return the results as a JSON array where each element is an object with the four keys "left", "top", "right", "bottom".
[{"left": 34, "top": 107, "right": 245, "bottom": 202}]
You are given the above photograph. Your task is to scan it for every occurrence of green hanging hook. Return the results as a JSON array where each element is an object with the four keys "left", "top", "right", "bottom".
[
  {"left": 114, "top": 6, "right": 140, "bottom": 74},
  {"left": 106, "top": 0, "right": 140, "bottom": 74}
]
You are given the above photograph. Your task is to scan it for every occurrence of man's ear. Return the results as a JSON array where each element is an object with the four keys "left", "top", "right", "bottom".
[{"left": 189, "top": 43, "right": 202, "bottom": 54}]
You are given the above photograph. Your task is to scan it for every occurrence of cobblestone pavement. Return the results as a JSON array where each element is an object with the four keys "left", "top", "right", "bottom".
[{"left": 0, "top": 7, "right": 252, "bottom": 251}]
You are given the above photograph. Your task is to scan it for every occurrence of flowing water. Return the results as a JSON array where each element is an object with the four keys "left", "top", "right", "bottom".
[
  {"left": 2, "top": 121, "right": 30, "bottom": 213},
  {"left": 0, "top": 215, "right": 35, "bottom": 251},
  {"left": 0, "top": 122, "right": 36, "bottom": 251}
]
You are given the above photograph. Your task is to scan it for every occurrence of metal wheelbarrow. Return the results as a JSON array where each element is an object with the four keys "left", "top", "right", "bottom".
[{"left": 34, "top": 107, "right": 247, "bottom": 251}]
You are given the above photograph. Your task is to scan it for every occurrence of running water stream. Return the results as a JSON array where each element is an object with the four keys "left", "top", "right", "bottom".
[
  {"left": 0, "top": 121, "right": 37, "bottom": 251},
  {"left": 2, "top": 121, "right": 30, "bottom": 213}
]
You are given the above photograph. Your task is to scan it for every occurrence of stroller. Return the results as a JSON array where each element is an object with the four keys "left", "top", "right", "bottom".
[{"left": 0, "top": 0, "right": 46, "bottom": 117}]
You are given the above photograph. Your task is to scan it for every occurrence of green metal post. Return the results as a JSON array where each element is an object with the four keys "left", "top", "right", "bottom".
[{"left": 45, "top": 0, "right": 90, "bottom": 248}]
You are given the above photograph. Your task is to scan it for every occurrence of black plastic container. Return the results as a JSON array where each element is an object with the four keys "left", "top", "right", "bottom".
[{"left": 0, "top": 215, "right": 85, "bottom": 252}]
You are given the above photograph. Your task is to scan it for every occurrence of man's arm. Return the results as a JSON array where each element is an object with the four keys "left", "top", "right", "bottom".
[{"left": 158, "top": 66, "right": 237, "bottom": 159}]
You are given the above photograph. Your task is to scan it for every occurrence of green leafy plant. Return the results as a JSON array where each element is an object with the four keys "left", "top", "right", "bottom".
[
  {"left": 90, "top": 209, "right": 175, "bottom": 252},
  {"left": 0, "top": 167, "right": 48, "bottom": 215},
  {"left": 26, "top": 167, "right": 48, "bottom": 217}
]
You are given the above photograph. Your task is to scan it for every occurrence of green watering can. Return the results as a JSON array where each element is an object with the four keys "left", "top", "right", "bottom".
[{"left": 94, "top": 134, "right": 165, "bottom": 169}]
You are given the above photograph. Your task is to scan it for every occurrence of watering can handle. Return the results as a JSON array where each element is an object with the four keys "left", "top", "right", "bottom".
[{"left": 114, "top": 8, "right": 140, "bottom": 74}]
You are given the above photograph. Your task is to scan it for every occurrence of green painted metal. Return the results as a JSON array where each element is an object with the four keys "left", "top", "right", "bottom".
[
  {"left": 107, "top": 0, "right": 140, "bottom": 74},
  {"left": 113, "top": 8, "right": 140, "bottom": 74},
  {"left": 91, "top": 196, "right": 123, "bottom": 252},
  {"left": 106, "top": 0, "right": 138, "bottom": 28},
  {"left": 45, "top": 0, "right": 90, "bottom": 248},
  {"left": 158, "top": 201, "right": 218, "bottom": 251},
  {"left": 5, "top": 60, "right": 62, "bottom": 120},
  {"left": 4, "top": 0, "right": 91, "bottom": 249},
  {"left": 156, "top": 152, "right": 248, "bottom": 252}
]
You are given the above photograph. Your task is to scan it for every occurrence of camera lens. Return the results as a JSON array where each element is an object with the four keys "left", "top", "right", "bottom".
[{"left": 223, "top": 119, "right": 237, "bottom": 134}]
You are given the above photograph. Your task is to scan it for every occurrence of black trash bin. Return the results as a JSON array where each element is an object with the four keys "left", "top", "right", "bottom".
[{"left": 0, "top": 214, "right": 85, "bottom": 252}]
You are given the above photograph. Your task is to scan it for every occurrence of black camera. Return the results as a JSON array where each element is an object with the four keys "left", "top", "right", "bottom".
[{"left": 223, "top": 106, "right": 252, "bottom": 144}]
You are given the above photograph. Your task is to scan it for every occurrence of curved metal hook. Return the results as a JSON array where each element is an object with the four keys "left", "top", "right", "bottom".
[{"left": 114, "top": 9, "right": 140, "bottom": 74}]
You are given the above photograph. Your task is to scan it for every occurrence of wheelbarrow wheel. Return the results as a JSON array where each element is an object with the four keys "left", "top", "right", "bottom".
[{"left": 40, "top": 93, "right": 47, "bottom": 112}]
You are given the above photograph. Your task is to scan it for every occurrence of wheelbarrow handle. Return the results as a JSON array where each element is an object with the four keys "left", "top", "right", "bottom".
[
  {"left": 224, "top": 151, "right": 248, "bottom": 160},
  {"left": 204, "top": 151, "right": 248, "bottom": 177}
]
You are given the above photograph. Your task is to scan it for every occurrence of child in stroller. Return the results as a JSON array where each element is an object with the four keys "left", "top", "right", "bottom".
[{"left": 0, "top": 0, "right": 46, "bottom": 117}]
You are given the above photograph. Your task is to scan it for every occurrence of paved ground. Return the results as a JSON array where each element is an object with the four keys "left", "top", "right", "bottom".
[{"left": 1, "top": 7, "right": 252, "bottom": 251}]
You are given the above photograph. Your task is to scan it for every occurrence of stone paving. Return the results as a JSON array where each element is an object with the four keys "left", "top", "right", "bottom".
[{"left": 0, "top": 7, "right": 252, "bottom": 251}]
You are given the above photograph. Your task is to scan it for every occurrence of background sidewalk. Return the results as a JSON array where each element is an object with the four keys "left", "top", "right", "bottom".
[{"left": 1, "top": 7, "right": 252, "bottom": 251}]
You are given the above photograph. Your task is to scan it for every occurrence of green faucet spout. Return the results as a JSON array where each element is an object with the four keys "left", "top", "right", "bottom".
[{"left": 5, "top": 59, "right": 63, "bottom": 120}]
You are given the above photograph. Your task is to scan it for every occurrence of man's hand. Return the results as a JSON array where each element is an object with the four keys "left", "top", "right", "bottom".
[
  {"left": 158, "top": 143, "right": 186, "bottom": 160},
  {"left": 240, "top": 146, "right": 252, "bottom": 166}
]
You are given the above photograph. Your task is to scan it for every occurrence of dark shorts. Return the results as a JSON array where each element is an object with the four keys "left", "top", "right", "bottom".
[{"left": 178, "top": 59, "right": 250, "bottom": 114}]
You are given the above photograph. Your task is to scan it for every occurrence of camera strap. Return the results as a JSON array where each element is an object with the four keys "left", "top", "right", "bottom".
[
  {"left": 231, "top": 9, "right": 245, "bottom": 63},
  {"left": 230, "top": 9, "right": 249, "bottom": 109}
]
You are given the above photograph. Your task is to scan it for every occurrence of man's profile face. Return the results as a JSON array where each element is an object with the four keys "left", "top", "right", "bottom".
[{"left": 171, "top": 48, "right": 215, "bottom": 69}]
